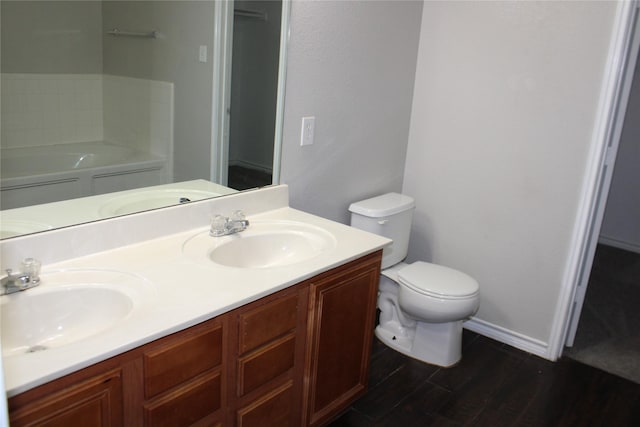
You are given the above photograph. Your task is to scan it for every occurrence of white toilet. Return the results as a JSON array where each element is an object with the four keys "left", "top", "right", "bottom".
[{"left": 349, "top": 193, "right": 479, "bottom": 367}]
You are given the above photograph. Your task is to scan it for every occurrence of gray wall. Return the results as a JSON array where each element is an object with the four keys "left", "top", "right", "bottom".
[
  {"left": 1, "top": 1, "right": 102, "bottom": 73},
  {"left": 280, "top": 0, "right": 423, "bottom": 223},
  {"left": 403, "top": 0, "right": 617, "bottom": 349},
  {"left": 600, "top": 50, "right": 640, "bottom": 253},
  {"left": 102, "top": 1, "right": 216, "bottom": 183}
]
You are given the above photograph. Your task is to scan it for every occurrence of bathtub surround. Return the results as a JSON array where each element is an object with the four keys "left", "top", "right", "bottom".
[
  {"left": 0, "top": 74, "right": 173, "bottom": 161},
  {"left": 0, "top": 74, "right": 104, "bottom": 148},
  {"left": 0, "top": 73, "right": 174, "bottom": 209}
]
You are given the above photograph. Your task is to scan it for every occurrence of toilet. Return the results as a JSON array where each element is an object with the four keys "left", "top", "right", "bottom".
[{"left": 349, "top": 193, "right": 479, "bottom": 367}]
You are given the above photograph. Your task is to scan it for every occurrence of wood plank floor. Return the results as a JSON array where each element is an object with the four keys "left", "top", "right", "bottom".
[{"left": 329, "top": 331, "right": 640, "bottom": 426}]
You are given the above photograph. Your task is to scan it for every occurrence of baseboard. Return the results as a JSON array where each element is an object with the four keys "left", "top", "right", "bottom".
[
  {"left": 598, "top": 236, "right": 640, "bottom": 254},
  {"left": 463, "top": 317, "right": 551, "bottom": 360}
]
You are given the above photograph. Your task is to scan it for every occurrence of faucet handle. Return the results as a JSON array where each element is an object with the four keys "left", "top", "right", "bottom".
[
  {"left": 21, "top": 258, "right": 41, "bottom": 284},
  {"left": 210, "top": 214, "right": 228, "bottom": 237},
  {"left": 230, "top": 210, "right": 246, "bottom": 221}
]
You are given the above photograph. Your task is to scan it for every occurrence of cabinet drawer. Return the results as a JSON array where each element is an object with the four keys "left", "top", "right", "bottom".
[
  {"left": 238, "top": 334, "right": 296, "bottom": 396},
  {"left": 237, "top": 380, "right": 294, "bottom": 427},
  {"left": 239, "top": 293, "right": 298, "bottom": 354},
  {"left": 144, "top": 323, "right": 223, "bottom": 398},
  {"left": 144, "top": 370, "right": 221, "bottom": 427}
]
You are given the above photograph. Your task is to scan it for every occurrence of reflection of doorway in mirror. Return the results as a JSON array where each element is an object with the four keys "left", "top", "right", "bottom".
[{"left": 227, "top": 0, "right": 282, "bottom": 190}]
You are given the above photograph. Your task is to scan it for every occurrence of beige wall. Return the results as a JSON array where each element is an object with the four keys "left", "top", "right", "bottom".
[{"left": 403, "top": 0, "right": 618, "bottom": 349}]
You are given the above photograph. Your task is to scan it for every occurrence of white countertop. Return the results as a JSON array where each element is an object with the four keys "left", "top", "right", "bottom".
[{"left": 1, "top": 203, "right": 390, "bottom": 397}]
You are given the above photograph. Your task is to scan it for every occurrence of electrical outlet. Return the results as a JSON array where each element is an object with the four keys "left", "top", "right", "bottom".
[{"left": 301, "top": 116, "right": 315, "bottom": 146}]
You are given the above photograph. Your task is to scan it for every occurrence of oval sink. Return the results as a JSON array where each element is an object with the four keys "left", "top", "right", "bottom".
[
  {"left": 98, "top": 188, "right": 224, "bottom": 217},
  {"left": 1, "top": 269, "right": 152, "bottom": 357},
  {"left": 0, "top": 220, "right": 53, "bottom": 239},
  {"left": 182, "top": 220, "right": 337, "bottom": 268}
]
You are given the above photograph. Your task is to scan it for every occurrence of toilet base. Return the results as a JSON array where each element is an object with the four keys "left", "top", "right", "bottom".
[{"left": 375, "top": 320, "right": 463, "bottom": 367}]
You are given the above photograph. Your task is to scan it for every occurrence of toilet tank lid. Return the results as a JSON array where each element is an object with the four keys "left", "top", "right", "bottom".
[{"left": 349, "top": 193, "right": 415, "bottom": 218}]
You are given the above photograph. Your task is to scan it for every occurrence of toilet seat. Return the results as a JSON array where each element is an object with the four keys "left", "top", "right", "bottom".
[{"left": 397, "top": 261, "right": 479, "bottom": 300}]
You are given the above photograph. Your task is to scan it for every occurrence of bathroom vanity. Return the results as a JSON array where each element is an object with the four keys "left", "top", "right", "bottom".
[{"left": 0, "top": 185, "right": 389, "bottom": 426}]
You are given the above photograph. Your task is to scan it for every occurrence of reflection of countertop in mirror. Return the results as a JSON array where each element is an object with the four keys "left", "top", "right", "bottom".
[
  {"left": 0, "top": 185, "right": 391, "bottom": 396},
  {"left": 0, "top": 180, "right": 237, "bottom": 239}
]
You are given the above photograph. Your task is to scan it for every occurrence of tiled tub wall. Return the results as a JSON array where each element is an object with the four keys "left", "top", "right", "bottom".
[{"left": 0, "top": 73, "right": 173, "bottom": 162}]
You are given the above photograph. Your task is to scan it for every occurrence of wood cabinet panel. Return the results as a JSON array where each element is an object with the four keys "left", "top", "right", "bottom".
[
  {"left": 304, "top": 251, "right": 381, "bottom": 426},
  {"left": 9, "top": 368, "right": 123, "bottom": 427},
  {"left": 237, "top": 333, "right": 296, "bottom": 396},
  {"left": 144, "top": 322, "right": 223, "bottom": 399},
  {"left": 238, "top": 293, "right": 298, "bottom": 354},
  {"left": 236, "top": 380, "right": 294, "bottom": 427},
  {"left": 143, "top": 370, "right": 221, "bottom": 427}
]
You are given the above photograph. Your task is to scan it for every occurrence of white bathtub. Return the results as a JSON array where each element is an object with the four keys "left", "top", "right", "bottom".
[{"left": 1, "top": 141, "right": 168, "bottom": 209}]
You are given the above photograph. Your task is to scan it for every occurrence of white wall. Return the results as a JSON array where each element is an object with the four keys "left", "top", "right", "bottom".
[
  {"left": 600, "top": 51, "right": 640, "bottom": 253},
  {"left": 280, "top": 0, "right": 423, "bottom": 223},
  {"left": 403, "top": 1, "right": 617, "bottom": 349}
]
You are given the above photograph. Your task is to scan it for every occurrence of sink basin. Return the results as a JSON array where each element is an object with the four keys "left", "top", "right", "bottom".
[
  {"left": 98, "top": 188, "right": 223, "bottom": 217},
  {"left": 0, "top": 220, "right": 53, "bottom": 239},
  {"left": 182, "top": 220, "right": 337, "bottom": 268},
  {"left": 1, "top": 269, "right": 152, "bottom": 356}
]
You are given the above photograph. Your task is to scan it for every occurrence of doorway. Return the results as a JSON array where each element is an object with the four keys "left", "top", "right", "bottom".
[
  {"left": 212, "top": 0, "right": 285, "bottom": 190},
  {"left": 564, "top": 46, "right": 640, "bottom": 384}
]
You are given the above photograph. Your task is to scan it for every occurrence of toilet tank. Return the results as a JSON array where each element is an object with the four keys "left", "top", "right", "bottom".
[{"left": 349, "top": 193, "right": 415, "bottom": 269}]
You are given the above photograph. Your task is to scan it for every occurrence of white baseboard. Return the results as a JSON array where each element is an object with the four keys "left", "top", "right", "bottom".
[
  {"left": 463, "top": 317, "right": 552, "bottom": 360},
  {"left": 598, "top": 235, "right": 640, "bottom": 254}
]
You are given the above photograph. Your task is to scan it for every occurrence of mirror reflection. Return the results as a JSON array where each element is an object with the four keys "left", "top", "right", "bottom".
[{"left": 0, "top": 0, "right": 284, "bottom": 239}]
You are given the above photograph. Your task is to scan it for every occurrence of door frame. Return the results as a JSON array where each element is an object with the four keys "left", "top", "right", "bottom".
[
  {"left": 211, "top": 0, "right": 291, "bottom": 186},
  {"left": 548, "top": 0, "right": 640, "bottom": 359}
]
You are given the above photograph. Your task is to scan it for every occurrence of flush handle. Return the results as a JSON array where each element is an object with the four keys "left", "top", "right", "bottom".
[{"left": 377, "top": 219, "right": 388, "bottom": 225}]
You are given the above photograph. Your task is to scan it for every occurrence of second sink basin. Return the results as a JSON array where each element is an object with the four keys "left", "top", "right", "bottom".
[{"left": 182, "top": 220, "right": 337, "bottom": 268}]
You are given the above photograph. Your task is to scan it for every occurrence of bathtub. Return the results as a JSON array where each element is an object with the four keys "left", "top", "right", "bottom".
[{"left": 1, "top": 141, "right": 168, "bottom": 210}]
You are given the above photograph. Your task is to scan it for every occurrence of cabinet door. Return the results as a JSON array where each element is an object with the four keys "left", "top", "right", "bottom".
[
  {"left": 9, "top": 368, "right": 124, "bottom": 427},
  {"left": 304, "top": 251, "right": 381, "bottom": 427}
]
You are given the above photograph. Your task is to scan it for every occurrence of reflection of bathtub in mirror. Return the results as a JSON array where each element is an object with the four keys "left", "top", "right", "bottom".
[
  {"left": 1, "top": 141, "right": 168, "bottom": 210},
  {"left": 0, "top": 180, "right": 238, "bottom": 239}
]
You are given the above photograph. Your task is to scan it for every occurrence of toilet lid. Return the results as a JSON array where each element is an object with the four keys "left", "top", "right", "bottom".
[{"left": 397, "top": 261, "right": 479, "bottom": 299}]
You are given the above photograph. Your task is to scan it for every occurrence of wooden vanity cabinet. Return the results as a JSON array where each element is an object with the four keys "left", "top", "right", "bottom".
[
  {"left": 8, "top": 366, "right": 125, "bottom": 427},
  {"left": 141, "top": 317, "right": 226, "bottom": 427},
  {"left": 228, "top": 284, "right": 309, "bottom": 427},
  {"left": 8, "top": 317, "right": 227, "bottom": 427},
  {"left": 302, "top": 251, "right": 381, "bottom": 427},
  {"left": 7, "top": 250, "right": 382, "bottom": 427}
]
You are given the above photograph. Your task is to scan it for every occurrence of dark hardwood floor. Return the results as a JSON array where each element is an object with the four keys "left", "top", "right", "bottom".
[
  {"left": 330, "top": 331, "right": 640, "bottom": 426},
  {"left": 227, "top": 165, "right": 272, "bottom": 190}
]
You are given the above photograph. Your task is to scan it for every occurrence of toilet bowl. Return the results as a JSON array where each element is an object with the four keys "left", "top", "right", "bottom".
[
  {"left": 349, "top": 193, "right": 480, "bottom": 367},
  {"left": 375, "top": 262, "right": 479, "bottom": 366}
]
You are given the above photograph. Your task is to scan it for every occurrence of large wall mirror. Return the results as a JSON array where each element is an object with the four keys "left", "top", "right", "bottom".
[{"left": 0, "top": 0, "right": 289, "bottom": 239}]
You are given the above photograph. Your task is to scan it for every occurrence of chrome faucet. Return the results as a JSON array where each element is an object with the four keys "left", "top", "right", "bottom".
[
  {"left": 210, "top": 210, "right": 250, "bottom": 237},
  {"left": 1, "top": 258, "right": 41, "bottom": 295}
]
